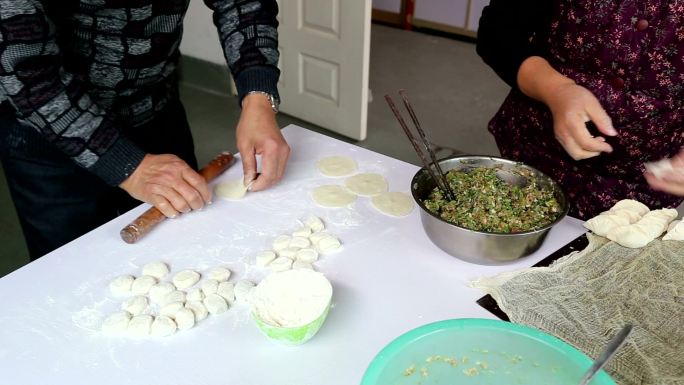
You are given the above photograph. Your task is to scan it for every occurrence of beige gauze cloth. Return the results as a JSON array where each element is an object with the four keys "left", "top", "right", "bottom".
[{"left": 471, "top": 234, "right": 684, "bottom": 385}]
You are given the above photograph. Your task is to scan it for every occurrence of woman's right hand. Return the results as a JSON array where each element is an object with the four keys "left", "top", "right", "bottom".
[{"left": 517, "top": 56, "right": 618, "bottom": 160}]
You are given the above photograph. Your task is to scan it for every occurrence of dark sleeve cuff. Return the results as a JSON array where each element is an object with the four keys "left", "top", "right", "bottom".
[
  {"left": 88, "top": 136, "right": 147, "bottom": 187},
  {"left": 234, "top": 65, "right": 281, "bottom": 106}
]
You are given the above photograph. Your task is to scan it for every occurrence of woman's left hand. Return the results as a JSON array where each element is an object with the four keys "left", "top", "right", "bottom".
[{"left": 645, "top": 150, "right": 684, "bottom": 195}]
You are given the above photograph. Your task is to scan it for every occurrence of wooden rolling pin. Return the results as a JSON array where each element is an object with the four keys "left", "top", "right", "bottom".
[{"left": 120, "top": 151, "right": 235, "bottom": 244}]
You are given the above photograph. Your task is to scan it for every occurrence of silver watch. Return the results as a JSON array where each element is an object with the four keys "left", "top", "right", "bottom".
[{"left": 244, "top": 91, "right": 279, "bottom": 113}]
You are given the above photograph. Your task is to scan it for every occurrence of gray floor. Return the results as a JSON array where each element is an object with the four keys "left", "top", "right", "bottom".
[{"left": 0, "top": 24, "right": 509, "bottom": 277}]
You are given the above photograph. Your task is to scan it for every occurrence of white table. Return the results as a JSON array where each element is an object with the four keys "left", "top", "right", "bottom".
[{"left": 0, "top": 125, "right": 585, "bottom": 385}]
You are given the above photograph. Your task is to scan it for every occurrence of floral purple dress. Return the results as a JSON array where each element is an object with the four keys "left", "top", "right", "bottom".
[{"left": 487, "top": 0, "right": 684, "bottom": 219}]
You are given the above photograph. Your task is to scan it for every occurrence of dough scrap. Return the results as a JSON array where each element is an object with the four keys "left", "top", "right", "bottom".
[
  {"left": 215, "top": 178, "right": 248, "bottom": 201},
  {"left": 255, "top": 250, "right": 277, "bottom": 267},
  {"left": 203, "top": 294, "right": 229, "bottom": 315},
  {"left": 173, "top": 270, "right": 201, "bottom": 289},
  {"left": 141, "top": 261, "right": 169, "bottom": 279},
  {"left": 186, "top": 288, "right": 205, "bottom": 302},
  {"left": 150, "top": 315, "right": 177, "bottom": 337},
  {"left": 149, "top": 282, "right": 176, "bottom": 304},
  {"left": 121, "top": 295, "right": 149, "bottom": 315},
  {"left": 234, "top": 280, "right": 255, "bottom": 304},
  {"left": 344, "top": 173, "right": 388, "bottom": 196},
  {"left": 302, "top": 215, "right": 325, "bottom": 232},
  {"left": 130, "top": 275, "right": 157, "bottom": 295},
  {"left": 175, "top": 308, "right": 196, "bottom": 330},
  {"left": 270, "top": 256, "right": 293, "bottom": 272},
  {"left": 312, "top": 185, "right": 357, "bottom": 208},
  {"left": 217, "top": 281, "right": 236, "bottom": 303},
  {"left": 102, "top": 311, "right": 131, "bottom": 334},
  {"left": 160, "top": 301, "right": 185, "bottom": 317},
  {"left": 207, "top": 267, "right": 231, "bottom": 282},
  {"left": 317, "top": 156, "right": 358, "bottom": 177},
  {"left": 272, "top": 235, "right": 292, "bottom": 251},
  {"left": 185, "top": 301, "right": 209, "bottom": 322},
  {"left": 201, "top": 279, "right": 219, "bottom": 296},
  {"left": 109, "top": 275, "right": 135, "bottom": 296},
  {"left": 128, "top": 315, "right": 154, "bottom": 337},
  {"left": 371, "top": 192, "right": 414, "bottom": 217},
  {"left": 295, "top": 248, "right": 319, "bottom": 263}
]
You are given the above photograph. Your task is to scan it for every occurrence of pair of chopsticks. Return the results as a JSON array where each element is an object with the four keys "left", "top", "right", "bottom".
[{"left": 385, "top": 90, "right": 456, "bottom": 201}]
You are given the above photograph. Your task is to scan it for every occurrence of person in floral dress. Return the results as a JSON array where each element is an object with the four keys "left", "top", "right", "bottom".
[{"left": 477, "top": 0, "right": 684, "bottom": 219}]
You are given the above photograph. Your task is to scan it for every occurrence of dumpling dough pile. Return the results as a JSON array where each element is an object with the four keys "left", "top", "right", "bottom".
[
  {"left": 584, "top": 199, "right": 649, "bottom": 236},
  {"left": 252, "top": 214, "right": 341, "bottom": 272},
  {"left": 102, "top": 262, "right": 238, "bottom": 338}
]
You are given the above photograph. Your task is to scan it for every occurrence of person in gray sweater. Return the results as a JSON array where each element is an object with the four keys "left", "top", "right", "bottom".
[{"left": 0, "top": 0, "right": 289, "bottom": 259}]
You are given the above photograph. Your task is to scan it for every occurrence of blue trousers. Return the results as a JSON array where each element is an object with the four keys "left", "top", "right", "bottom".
[{"left": 0, "top": 98, "right": 197, "bottom": 260}]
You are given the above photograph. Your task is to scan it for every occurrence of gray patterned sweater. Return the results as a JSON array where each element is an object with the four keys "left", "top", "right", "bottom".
[{"left": 0, "top": 0, "right": 279, "bottom": 186}]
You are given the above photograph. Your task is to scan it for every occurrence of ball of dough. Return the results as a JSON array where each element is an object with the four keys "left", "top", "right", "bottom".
[
  {"left": 109, "top": 275, "right": 135, "bottom": 296},
  {"left": 215, "top": 178, "right": 248, "bottom": 200},
  {"left": 141, "top": 261, "right": 169, "bottom": 279},
  {"left": 160, "top": 301, "right": 185, "bottom": 317},
  {"left": 173, "top": 270, "right": 201, "bottom": 289},
  {"left": 270, "top": 257, "right": 293, "bottom": 272},
  {"left": 203, "top": 294, "right": 229, "bottom": 315},
  {"left": 102, "top": 311, "right": 131, "bottom": 334},
  {"left": 201, "top": 279, "right": 219, "bottom": 296},
  {"left": 289, "top": 236, "right": 311, "bottom": 249},
  {"left": 130, "top": 275, "right": 157, "bottom": 295},
  {"left": 312, "top": 185, "right": 357, "bottom": 208},
  {"left": 186, "top": 288, "right": 205, "bottom": 302},
  {"left": 217, "top": 281, "right": 236, "bottom": 303},
  {"left": 316, "top": 235, "right": 342, "bottom": 253},
  {"left": 295, "top": 248, "right": 319, "bottom": 263},
  {"left": 272, "top": 235, "right": 292, "bottom": 251},
  {"left": 185, "top": 301, "right": 209, "bottom": 322},
  {"left": 207, "top": 267, "right": 231, "bottom": 282},
  {"left": 121, "top": 295, "right": 149, "bottom": 315},
  {"left": 128, "top": 315, "right": 154, "bottom": 337},
  {"left": 371, "top": 192, "right": 414, "bottom": 217},
  {"left": 150, "top": 315, "right": 177, "bottom": 337},
  {"left": 292, "top": 260, "right": 314, "bottom": 270},
  {"left": 255, "top": 250, "right": 277, "bottom": 267},
  {"left": 317, "top": 156, "right": 358, "bottom": 177},
  {"left": 148, "top": 282, "right": 176, "bottom": 304},
  {"left": 163, "top": 290, "right": 186, "bottom": 305},
  {"left": 292, "top": 227, "right": 312, "bottom": 237},
  {"left": 302, "top": 214, "right": 325, "bottom": 232},
  {"left": 175, "top": 307, "right": 196, "bottom": 330},
  {"left": 344, "top": 173, "right": 388, "bottom": 196},
  {"left": 234, "top": 280, "right": 255, "bottom": 304}
]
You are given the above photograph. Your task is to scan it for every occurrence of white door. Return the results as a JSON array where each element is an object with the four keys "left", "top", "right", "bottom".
[{"left": 277, "top": 0, "right": 371, "bottom": 141}]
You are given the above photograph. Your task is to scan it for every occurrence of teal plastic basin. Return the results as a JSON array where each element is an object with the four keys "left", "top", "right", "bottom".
[{"left": 361, "top": 318, "right": 616, "bottom": 385}]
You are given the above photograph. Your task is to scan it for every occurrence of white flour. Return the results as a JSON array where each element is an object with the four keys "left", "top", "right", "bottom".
[{"left": 251, "top": 269, "right": 332, "bottom": 328}]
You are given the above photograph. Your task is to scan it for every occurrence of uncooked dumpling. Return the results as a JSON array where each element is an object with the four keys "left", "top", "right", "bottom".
[
  {"left": 150, "top": 315, "right": 177, "bottom": 337},
  {"left": 203, "top": 294, "right": 229, "bottom": 315},
  {"left": 270, "top": 256, "right": 293, "bottom": 272},
  {"left": 217, "top": 281, "right": 236, "bottom": 303},
  {"left": 289, "top": 236, "right": 311, "bottom": 249},
  {"left": 148, "top": 282, "right": 176, "bottom": 304},
  {"left": 234, "top": 280, "right": 255, "bottom": 304},
  {"left": 292, "top": 227, "right": 312, "bottom": 237},
  {"left": 207, "top": 267, "right": 231, "bottom": 282},
  {"left": 130, "top": 275, "right": 157, "bottom": 295},
  {"left": 371, "top": 192, "right": 414, "bottom": 217},
  {"left": 173, "top": 270, "right": 201, "bottom": 289},
  {"left": 201, "top": 279, "right": 219, "bottom": 296},
  {"left": 292, "top": 260, "right": 314, "bottom": 270},
  {"left": 272, "top": 235, "right": 292, "bottom": 251},
  {"left": 312, "top": 185, "right": 357, "bottom": 207},
  {"left": 186, "top": 288, "right": 205, "bottom": 302},
  {"left": 255, "top": 250, "right": 277, "bottom": 267},
  {"left": 128, "top": 315, "right": 154, "bottom": 337},
  {"left": 175, "top": 308, "right": 196, "bottom": 330},
  {"left": 215, "top": 178, "right": 248, "bottom": 200},
  {"left": 302, "top": 215, "right": 325, "bottom": 232},
  {"left": 163, "top": 290, "right": 186, "bottom": 305},
  {"left": 344, "top": 173, "right": 388, "bottom": 196},
  {"left": 160, "top": 301, "right": 185, "bottom": 317},
  {"left": 121, "top": 295, "right": 148, "bottom": 315},
  {"left": 295, "top": 248, "right": 319, "bottom": 263},
  {"left": 316, "top": 235, "right": 342, "bottom": 253},
  {"left": 185, "top": 301, "right": 209, "bottom": 322},
  {"left": 317, "top": 156, "right": 358, "bottom": 177}
]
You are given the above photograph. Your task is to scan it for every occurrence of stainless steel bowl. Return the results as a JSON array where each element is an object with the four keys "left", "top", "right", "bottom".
[{"left": 411, "top": 156, "right": 569, "bottom": 265}]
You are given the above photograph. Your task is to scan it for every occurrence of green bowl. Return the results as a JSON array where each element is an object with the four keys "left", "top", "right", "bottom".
[
  {"left": 361, "top": 318, "right": 616, "bottom": 385},
  {"left": 252, "top": 301, "right": 332, "bottom": 346}
]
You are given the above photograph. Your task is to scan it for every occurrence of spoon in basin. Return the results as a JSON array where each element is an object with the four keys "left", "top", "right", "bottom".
[{"left": 579, "top": 324, "right": 632, "bottom": 385}]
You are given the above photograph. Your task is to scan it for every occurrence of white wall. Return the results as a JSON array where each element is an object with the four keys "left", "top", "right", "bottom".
[{"left": 181, "top": 1, "right": 226, "bottom": 65}]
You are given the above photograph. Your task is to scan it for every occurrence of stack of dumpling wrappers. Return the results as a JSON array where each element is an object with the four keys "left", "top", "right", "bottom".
[
  {"left": 584, "top": 199, "right": 683, "bottom": 247},
  {"left": 471, "top": 199, "right": 684, "bottom": 385}
]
